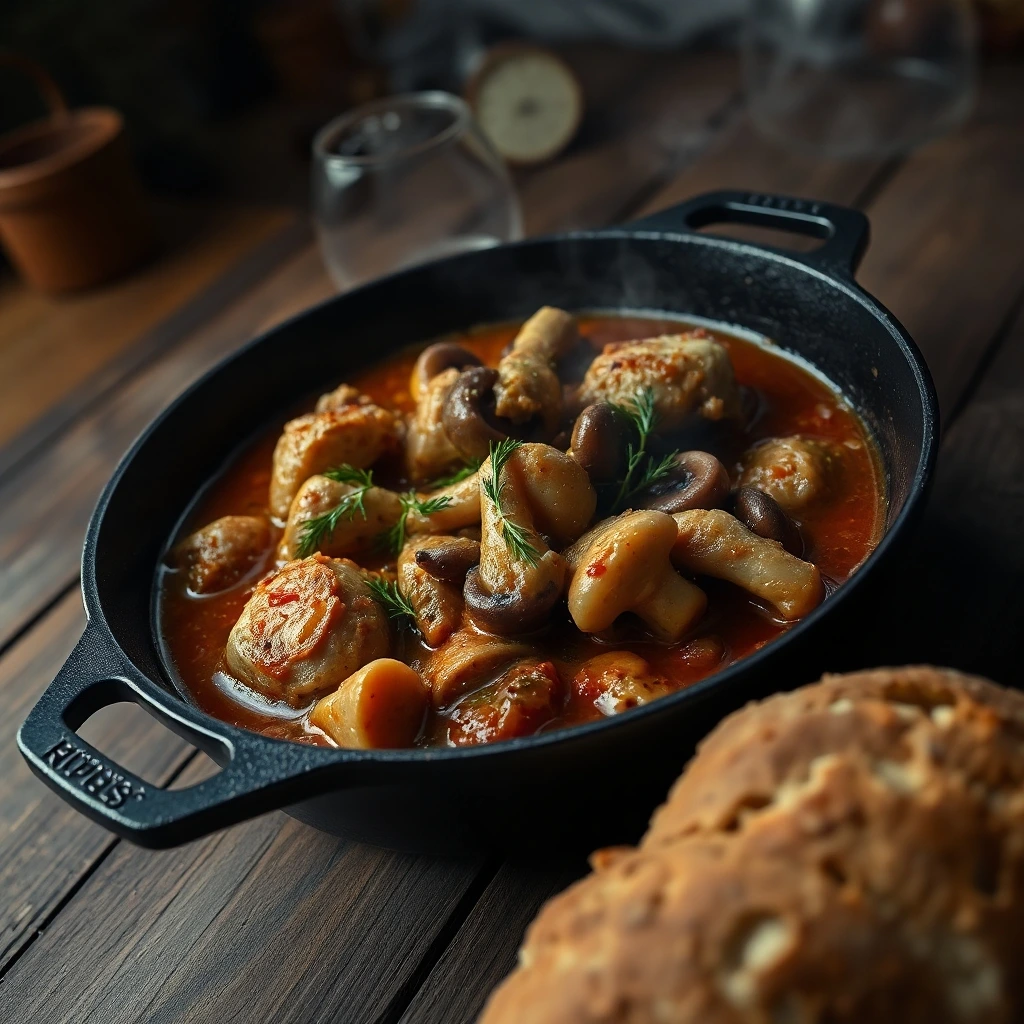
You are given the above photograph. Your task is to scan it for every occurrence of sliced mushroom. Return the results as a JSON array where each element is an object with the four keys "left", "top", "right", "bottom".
[
  {"left": 493, "top": 306, "right": 577, "bottom": 435},
  {"left": 569, "top": 402, "right": 631, "bottom": 484},
  {"left": 635, "top": 450, "right": 731, "bottom": 514},
  {"left": 442, "top": 367, "right": 512, "bottom": 462},
  {"left": 410, "top": 341, "right": 482, "bottom": 401},
  {"left": 397, "top": 538, "right": 465, "bottom": 647},
  {"left": 309, "top": 658, "right": 427, "bottom": 748},
  {"left": 671, "top": 509, "right": 824, "bottom": 620},
  {"left": 269, "top": 405, "right": 401, "bottom": 518},
  {"left": 446, "top": 659, "right": 562, "bottom": 746},
  {"left": 414, "top": 535, "right": 481, "bottom": 583},
  {"left": 421, "top": 628, "right": 533, "bottom": 707},
  {"left": 173, "top": 514, "right": 271, "bottom": 594},
  {"left": 465, "top": 443, "right": 596, "bottom": 635},
  {"left": 737, "top": 436, "right": 836, "bottom": 511},
  {"left": 731, "top": 486, "right": 803, "bottom": 556},
  {"left": 577, "top": 331, "right": 741, "bottom": 430},
  {"left": 406, "top": 471, "right": 482, "bottom": 535},
  {"left": 564, "top": 511, "right": 707, "bottom": 642},
  {"left": 572, "top": 651, "right": 673, "bottom": 717},
  {"left": 225, "top": 555, "right": 389, "bottom": 707},
  {"left": 278, "top": 475, "right": 403, "bottom": 560}
]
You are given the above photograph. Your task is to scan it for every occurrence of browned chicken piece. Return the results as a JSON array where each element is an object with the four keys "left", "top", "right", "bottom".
[
  {"left": 405, "top": 366, "right": 465, "bottom": 483},
  {"left": 494, "top": 306, "right": 578, "bottom": 434},
  {"left": 672, "top": 509, "right": 824, "bottom": 620},
  {"left": 446, "top": 659, "right": 562, "bottom": 746},
  {"left": 268, "top": 405, "right": 401, "bottom": 518},
  {"left": 466, "top": 443, "right": 596, "bottom": 635},
  {"left": 397, "top": 537, "right": 465, "bottom": 647},
  {"left": 277, "top": 475, "right": 403, "bottom": 560},
  {"left": 572, "top": 651, "right": 673, "bottom": 717},
  {"left": 577, "top": 332, "right": 741, "bottom": 429},
  {"left": 314, "top": 383, "right": 371, "bottom": 413},
  {"left": 406, "top": 471, "right": 482, "bottom": 535},
  {"left": 738, "top": 435, "right": 836, "bottom": 511},
  {"left": 309, "top": 659, "right": 427, "bottom": 748},
  {"left": 420, "top": 628, "right": 533, "bottom": 707},
  {"left": 173, "top": 515, "right": 270, "bottom": 594},
  {"left": 225, "top": 555, "right": 389, "bottom": 707}
]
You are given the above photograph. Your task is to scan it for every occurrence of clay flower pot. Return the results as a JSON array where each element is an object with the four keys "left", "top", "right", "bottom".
[{"left": 0, "top": 54, "right": 153, "bottom": 293}]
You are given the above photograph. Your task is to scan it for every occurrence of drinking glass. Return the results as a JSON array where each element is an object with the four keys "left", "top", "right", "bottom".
[
  {"left": 743, "top": 0, "right": 977, "bottom": 158},
  {"left": 312, "top": 92, "right": 522, "bottom": 290}
]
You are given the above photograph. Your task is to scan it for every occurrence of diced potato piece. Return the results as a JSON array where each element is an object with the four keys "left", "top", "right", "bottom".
[{"left": 310, "top": 659, "right": 427, "bottom": 748}]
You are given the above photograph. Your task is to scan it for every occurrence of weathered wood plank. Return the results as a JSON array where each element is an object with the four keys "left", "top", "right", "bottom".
[
  {"left": 0, "top": 749, "right": 487, "bottom": 1024},
  {"left": 399, "top": 861, "right": 584, "bottom": 1024},
  {"left": 0, "top": 204, "right": 300, "bottom": 472},
  {"left": 855, "top": 63, "right": 1024, "bottom": 415},
  {"left": 0, "top": 591, "right": 192, "bottom": 972}
]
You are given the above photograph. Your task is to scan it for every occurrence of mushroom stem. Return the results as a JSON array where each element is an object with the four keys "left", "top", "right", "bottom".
[
  {"left": 671, "top": 509, "right": 823, "bottom": 620},
  {"left": 633, "top": 563, "right": 709, "bottom": 642}
]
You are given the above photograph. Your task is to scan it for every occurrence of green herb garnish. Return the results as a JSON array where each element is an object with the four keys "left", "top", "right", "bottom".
[
  {"left": 296, "top": 465, "right": 374, "bottom": 558},
  {"left": 609, "top": 389, "right": 679, "bottom": 513},
  {"left": 366, "top": 576, "right": 417, "bottom": 631},
  {"left": 378, "top": 491, "right": 453, "bottom": 556},
  {"left": 428, "top": 457, "right": 482, "bottom": 489},
  {"left": 482, "top": 438, "right": 540, "bottom": 566}
]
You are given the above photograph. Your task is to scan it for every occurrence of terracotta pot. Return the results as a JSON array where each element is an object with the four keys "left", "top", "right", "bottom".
[{"left": 0, "top": 55, "right": 153, "bottom": 293}]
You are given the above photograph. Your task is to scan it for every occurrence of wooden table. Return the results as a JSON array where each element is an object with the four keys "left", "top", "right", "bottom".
[{"left": 1, "top": 47, "right": 1022, "bottom": 1024}]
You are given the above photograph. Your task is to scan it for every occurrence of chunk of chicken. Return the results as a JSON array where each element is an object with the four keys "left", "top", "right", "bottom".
[
  {"left": 572, "top": 651, "right": 673, "bottom": 717},
  {"left": 420, "top": 628, "right": 533, "bottom": 707},
  {"left": 738, "top": 435, "right": 835, "bottom": 511},
  {"left": 494, "top": 306, "right": 577, "bottom": 434},
  {"left": 278, "top": 475, "right": 403, "bottom": 560},
  {"left": 406, "top": 366, "right": 465, "bottom": 483},
  {"left": 447, "top": 659, "right": 562, "bottom": 746},
  {"left": 465, "top": 443, "right": 596, "bottom": 635},
  {"left": 173, "top": 515, "right": 270, "bottom": 594},
  {"left": 397, "top": 537, "right": 465, "bottom": 647},
  {"left": 315, "top": 383, "right": 371, "bottom": 413},
  {"left": 269, "top": 405, "right": 401, "bottom": 518},
  {"left": 671, "top": 509, "right": 824, "bottom": 620},
  {"left": 577, "top": 332, "right": 741, "bottom": 429},
  {"left": 406, "top": 472, "right": 482, "bottom": 536},
  {"left": 225, "top": 555, "right": 389, "bottom": 707}
]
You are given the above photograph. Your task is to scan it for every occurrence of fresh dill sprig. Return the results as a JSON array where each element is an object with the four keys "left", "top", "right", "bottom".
[
  {"left": 296, "top": 464, "right": 373, "bottom": 558},
  {"left": 366, "top": 576, "right": 417, "bottom": 631},
  {"left": 634, "top": 450, "right": 679, "bottom": 493},
  {"left": 428, "top": 457, "right": 482, "bottom": 489},
  {"left": 483, "top": 439, "right": 540, "bottom": 566},
  {"left": 378, "top": 491, "right": 453, "bottom": 556},
  {"left": 609, "top": 389, "right": 679, "bottom": 512}
]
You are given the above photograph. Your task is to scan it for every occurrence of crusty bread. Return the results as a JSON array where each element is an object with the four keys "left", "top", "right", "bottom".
[{"left": 479, "top": 667, "right": 1024, "bottom": 1024}]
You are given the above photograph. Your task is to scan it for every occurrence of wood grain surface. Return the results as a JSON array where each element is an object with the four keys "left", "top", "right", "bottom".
[{"left": 0, "top": 47, "right": 1021, "bottom": 1024}]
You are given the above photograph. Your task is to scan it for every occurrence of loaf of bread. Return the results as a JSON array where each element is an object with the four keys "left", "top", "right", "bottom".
[{"left": 479, "top": 667, "right": 1024, "bottom": 1024}]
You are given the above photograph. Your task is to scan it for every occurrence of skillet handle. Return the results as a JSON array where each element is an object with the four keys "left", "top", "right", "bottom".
[
  {"left": 17, "top": 626, "right": 328, "bottom": 848},
  {"left": 630, "top": 190, "right": 870, "bottom": 279}
]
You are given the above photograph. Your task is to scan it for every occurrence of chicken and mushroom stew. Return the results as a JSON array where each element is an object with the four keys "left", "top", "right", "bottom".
[{"left": 157, "top": 309, "right": 883, "bottom": 749}]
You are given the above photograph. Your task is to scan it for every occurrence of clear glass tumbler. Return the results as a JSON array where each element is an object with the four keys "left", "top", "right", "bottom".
[
  {"left": 312, "top": 92, "right": 522, "bottom": 290},
  {"left": 743, "top": 0, "right": 978, "bottom": 158}
]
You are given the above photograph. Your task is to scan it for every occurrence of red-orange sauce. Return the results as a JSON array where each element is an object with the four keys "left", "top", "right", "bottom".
[{"left": 157, "top": 315, "right": 883, "bottom": 747}]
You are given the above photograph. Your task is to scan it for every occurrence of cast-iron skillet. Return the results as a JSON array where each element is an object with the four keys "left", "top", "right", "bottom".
[{"left": 18, "top": 191, "right": 938, "bottom": 853}]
